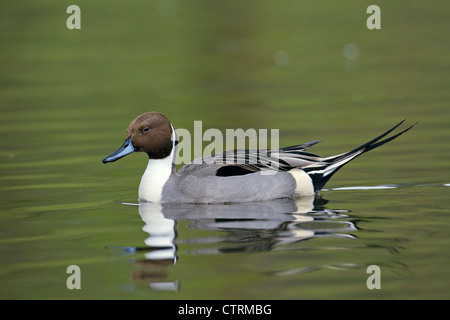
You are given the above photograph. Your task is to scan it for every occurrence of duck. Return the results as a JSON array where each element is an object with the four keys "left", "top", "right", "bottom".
[{"left": 102, "top": 112, "right": 415, "bottom": 203}]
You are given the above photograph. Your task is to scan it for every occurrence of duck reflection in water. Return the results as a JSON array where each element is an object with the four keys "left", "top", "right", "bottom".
[{"left": 128, "top": 196, "right": 357, "bottom": 290}]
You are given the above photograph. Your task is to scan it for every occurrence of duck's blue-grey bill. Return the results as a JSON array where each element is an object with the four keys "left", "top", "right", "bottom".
[{"left": 102, "top": 138, "right": 136, "bottom": 163}]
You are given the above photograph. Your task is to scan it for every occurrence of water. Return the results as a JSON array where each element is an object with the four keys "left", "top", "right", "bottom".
[{"left": 1, "top": 1, "right": 449, "bottom": 299}]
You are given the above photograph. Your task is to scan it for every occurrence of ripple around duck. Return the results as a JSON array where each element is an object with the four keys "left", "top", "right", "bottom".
[
  {"left": 112, "top": 179, "right": 449, "bottom": 295},
  {"left": 330, "top": 185, "right": 397, "bottom": 191},
  {"left": 118, "top": 197, "right": 358, "bottom": 259}
]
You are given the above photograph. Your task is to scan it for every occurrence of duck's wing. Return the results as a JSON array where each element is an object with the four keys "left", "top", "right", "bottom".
[{"left": 178, "top": 140, "right": 324, "bottom": 177}]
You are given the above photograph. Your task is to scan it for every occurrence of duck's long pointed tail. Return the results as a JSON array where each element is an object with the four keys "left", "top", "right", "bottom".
[{"left": 303, "top": 120, "right": 416, "bottom": 193}]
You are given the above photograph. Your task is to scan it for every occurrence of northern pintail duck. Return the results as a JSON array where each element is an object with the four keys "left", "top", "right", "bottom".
[{"left": 103, "top": 112, "right": 414, "bottom": 203}]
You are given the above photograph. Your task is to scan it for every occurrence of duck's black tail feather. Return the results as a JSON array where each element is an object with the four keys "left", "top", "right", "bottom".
[{"left": 303, "top": 120, "right": 416, "bottom": 193}]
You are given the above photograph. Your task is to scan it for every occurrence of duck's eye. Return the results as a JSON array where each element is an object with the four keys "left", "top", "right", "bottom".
[{"left": 143, "top": 127, "right": 150, "bottom": 133}]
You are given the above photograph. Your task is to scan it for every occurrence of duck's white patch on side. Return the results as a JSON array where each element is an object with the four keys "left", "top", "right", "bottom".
[
  {"left": 138, "top": 124, "right": 177, "bottom": 203},
  {"left": 289, "top": 168, "right": 315, "bottom": 197}
]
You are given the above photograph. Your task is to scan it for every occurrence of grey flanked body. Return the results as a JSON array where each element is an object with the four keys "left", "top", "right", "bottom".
[
  {"left": 161, "top": 164, "right": 296, "bottom": 203},
  {"left": 102, "top": 111, "right": 415, "bottom": 204}
]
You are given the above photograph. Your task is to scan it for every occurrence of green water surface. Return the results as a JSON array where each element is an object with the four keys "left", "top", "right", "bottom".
[{"left": 0, "top": 1, "right": 449, "bottom": 300}]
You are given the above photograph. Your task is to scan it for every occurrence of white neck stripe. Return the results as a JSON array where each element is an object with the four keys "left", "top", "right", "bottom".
[{"left": 138, "top": 124, "right": 177, "bottom": 202}]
